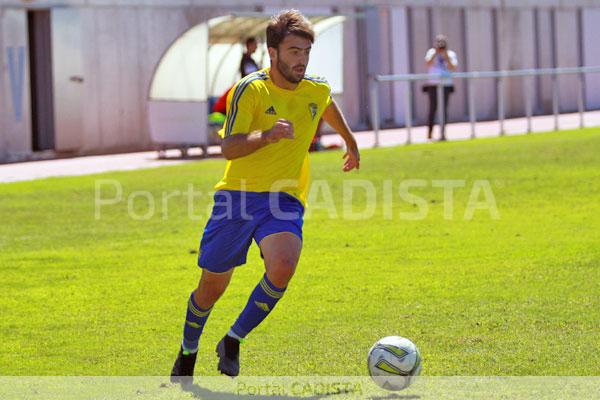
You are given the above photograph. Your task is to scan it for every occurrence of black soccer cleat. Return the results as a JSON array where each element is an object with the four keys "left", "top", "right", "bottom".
[
  {"left": 170, "top": 346, "right": 198, "bottom": 385},
  {"left": 216, "top": 335, "right": 240, "bottom": 377}
]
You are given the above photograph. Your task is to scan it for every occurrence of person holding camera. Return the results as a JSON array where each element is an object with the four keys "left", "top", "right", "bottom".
[{"left": 423, "top": 35, "right": 458, "bottom": 141}]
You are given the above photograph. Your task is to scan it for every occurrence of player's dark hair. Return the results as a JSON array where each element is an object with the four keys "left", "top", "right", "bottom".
[
  {"left": 245, "top": 37, "right": 256, "bottom": 46},
  {"left": 266, "top": 9, "right": 314, "bottom": 49}
]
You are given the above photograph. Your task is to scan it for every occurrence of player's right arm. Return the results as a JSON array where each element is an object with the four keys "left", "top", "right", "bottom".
[
  {"left": 221, "top": 119, "right": 294, "bottom": 160},
  {"left": 220, "top": 77, "right": 294, "bottom": 160}
]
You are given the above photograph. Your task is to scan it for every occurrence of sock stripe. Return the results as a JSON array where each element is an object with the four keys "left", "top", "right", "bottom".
[
  {"left": 188, "top": 297, "right": 211, "bottom": 318},
  {"left": 259, "top": 278, "right": 284, "bottom": 299}
]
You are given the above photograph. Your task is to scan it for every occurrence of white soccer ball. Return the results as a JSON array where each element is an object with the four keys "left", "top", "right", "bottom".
[{"left": 367, "top": 336, "right": 422, "bottom": 391}]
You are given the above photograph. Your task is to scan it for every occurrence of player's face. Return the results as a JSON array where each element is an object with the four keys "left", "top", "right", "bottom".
[{"left": 273, "top": 34, "right": 312, "bottom": 84}]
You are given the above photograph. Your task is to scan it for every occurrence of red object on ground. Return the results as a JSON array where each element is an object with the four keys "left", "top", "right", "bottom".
[{"left": 212, "top": 86, "right": 233, "bottom": 114}]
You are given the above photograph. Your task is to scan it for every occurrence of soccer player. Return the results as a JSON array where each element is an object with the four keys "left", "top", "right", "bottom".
[{"left": 170, "top": 9, "right": 360, "bottom": 384}]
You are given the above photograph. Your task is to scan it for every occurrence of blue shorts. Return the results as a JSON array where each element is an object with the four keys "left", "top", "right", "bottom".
[{"left": 198, "top": 190, "right": 304, "bottom": 273}]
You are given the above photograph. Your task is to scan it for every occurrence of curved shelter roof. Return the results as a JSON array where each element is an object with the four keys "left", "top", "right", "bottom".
[
  {"left": 149, "top": 14, "right": 345, "bottom": 101},
  {"left": 208, "top": 14, "right": 331, "bottom": 44},
  {"left": 148, "top": 13, "right": 346, "bottom": 148}
]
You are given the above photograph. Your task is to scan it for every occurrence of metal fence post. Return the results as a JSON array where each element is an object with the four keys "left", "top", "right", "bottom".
[
  {"left": 370, "top": 76, "right": 380, "bottom": 148},
  {"left": 468, "top": 78, "right": 476, "bottom": 139},
  {"left": 437, "top": 81, "right": 445, "bottom": 140},
  {"left": 498, "top": 77, "right": 505, "bottom": 136},
  {"left": 577, "top": 72, "right": 585, "bottom": 129},
  {"left": 404, "top": 81, "right": 412, "bottom": 145},
  {"left": 552, "top": 73, "right": 559, "bottom": 131},
  {"left": 525, "top": 75, "right": 533, "bottom": 133}
]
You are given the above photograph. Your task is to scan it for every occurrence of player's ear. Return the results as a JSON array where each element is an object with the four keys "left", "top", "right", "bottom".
[{"left": 267, "top": 46, "right": 278, "bottom": 62}]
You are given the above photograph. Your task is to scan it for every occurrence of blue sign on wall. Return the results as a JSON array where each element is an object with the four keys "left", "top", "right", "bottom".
[{"left": 7, "top": 46, "right": 26, "bottom": 122}]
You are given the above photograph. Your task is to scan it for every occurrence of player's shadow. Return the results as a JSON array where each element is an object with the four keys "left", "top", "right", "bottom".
[{"left": 181, "top": 383, "right": 329, "bottom": 400}]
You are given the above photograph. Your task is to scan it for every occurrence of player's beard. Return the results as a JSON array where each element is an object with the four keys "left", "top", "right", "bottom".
[{"left": 276, "top": 57, "right": 305, "bottom": 84}]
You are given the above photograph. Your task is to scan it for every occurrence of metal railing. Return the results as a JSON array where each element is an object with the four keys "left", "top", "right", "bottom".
[{"left": 369, "top": 66, "right": 600, "bottom": 147}]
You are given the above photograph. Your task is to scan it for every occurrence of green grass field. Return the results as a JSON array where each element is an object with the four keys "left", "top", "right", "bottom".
[{"left": 1, "top": 129, "right": 599, "bottom": 377}]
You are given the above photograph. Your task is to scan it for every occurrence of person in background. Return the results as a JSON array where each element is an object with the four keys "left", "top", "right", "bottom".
[
  {"left": 423, "top": 34, "right": 458, "bottom": 141},
  {"left": 240, "top": 37, "right": 260, "bottom": 78}
]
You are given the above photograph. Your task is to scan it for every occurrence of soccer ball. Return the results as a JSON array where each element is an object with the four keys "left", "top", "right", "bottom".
[{"left": 367, "top": 336, "right": 422, "bottom": 391}]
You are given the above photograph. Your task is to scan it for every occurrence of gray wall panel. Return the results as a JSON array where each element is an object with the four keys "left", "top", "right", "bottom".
[
  {"left": 378, "top": 7, "right": 394, "bottom": 125},
  {"left": 390, "top": 6, "right": 411, "bottom": 126},
  {"left": 582, "top": 8, "right": 600, "bottom": 109},
  {"left": 536, "top": 9, "right": 555, "bottom": 114},
  {"left": 1, "top": 8, "right": 31, "bottom": 161},
  {"left": 364, "top": 6, "right": 394, "bottom": 127},
  {"left": 117, "top": 8, "right": 145, "bottom": 148},
  {"left": 555, "top": 9, "right": 579, "bottom": 112},
  {"left": 409, "top": 7, "right": 431, "bottom": 125},
  {"left": 465, "top": 8, "right": 496, "bottom": 120},
  {"left": 497, "top": 8, "right": 536, "bottom": 117},
  {"left": 0, "top": 8, "right": 6, "bottom": 160},
  {"left": 341, "top": 6, "right": 362, "bottom": 128},
  {"left": 96, "top": 8, "right": 124, "bottom": 150}
]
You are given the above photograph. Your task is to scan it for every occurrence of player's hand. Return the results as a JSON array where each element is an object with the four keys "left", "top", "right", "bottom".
[
  {"left": 263, "top": 119, "right": 294, "bottom": 143},
  {"left": 343, "top": 143, "right": 360, "bottom": 172}
]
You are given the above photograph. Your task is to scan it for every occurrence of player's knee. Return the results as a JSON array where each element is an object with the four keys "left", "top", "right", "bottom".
[
  {"left": 268, "top": 257, "right": 297, "bottom": 287},
  {"left": 202, "top": 285, "right": 227, "bottom": 305},
  {"left": 196, "top": 275, "right": 229, "bottom": 306}
]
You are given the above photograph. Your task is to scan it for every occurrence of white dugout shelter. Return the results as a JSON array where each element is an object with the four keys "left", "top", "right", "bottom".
[{"left": 148, "top": 13, "right": 346, "bottom": 156}]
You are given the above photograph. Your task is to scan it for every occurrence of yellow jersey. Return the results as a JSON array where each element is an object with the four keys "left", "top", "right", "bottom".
[{"left": 216, "top": 68, "right": 333, "bottom": 205}]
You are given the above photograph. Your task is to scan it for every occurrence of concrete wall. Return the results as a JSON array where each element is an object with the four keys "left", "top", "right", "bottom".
[
  {"left": 390, "top": 6, "right": 410, "bottom": 126},
  {"left": 377, "top": 3, "right": 599, "bottom": 126},
  {"left": 535, "top": 8, "right": 555, "bottom": 114},
  {"left": 583, "top": 8, "right": 600, "bottom": 110},
  {"left": 465, "top": 8, "right": 496, "bottom": 120},
  {"left": 51, "top": 7, "right": 238, "bottom": 155},
  {"left": 407, "top": 6, "right": 431, "bottom": 125},
  {"left": 340, "top": 5, "right": 364, "bottom": 129},
  {"left": 0, "top": 8, "right": 31, "bottom": 162},
  {"left": 497, "top": 8, "right": 536, "bottom": 118},
  {"left": 1, "top": 3, "right": 356, "bottom": 162},
  {"left": 554, "top": 9, "right": 580, "bottom": 113},
  {"left": 2, "top": 0, "right": 600, "bottom": 163}
]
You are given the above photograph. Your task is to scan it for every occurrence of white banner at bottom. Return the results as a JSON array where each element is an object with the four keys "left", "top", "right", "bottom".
[{"left": 0, "top": 376, "right": 598, "bottom": 399}]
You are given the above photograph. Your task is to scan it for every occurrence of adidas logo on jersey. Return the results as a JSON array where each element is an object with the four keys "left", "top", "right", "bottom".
[{"left": 265, "top": 106, "right": 277, "bottom": 115}]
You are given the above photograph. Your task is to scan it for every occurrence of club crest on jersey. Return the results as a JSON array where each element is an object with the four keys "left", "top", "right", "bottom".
[
  {"left": 308, "top": 103, "right": 318, "bottom": 120},
  {"left": 265, "top": 106, "right": 277, "bottom": 115}
]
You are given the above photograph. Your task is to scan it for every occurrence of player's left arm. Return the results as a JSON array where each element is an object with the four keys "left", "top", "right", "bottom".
[{"left": 322, "top": 100, "right": 360, "bottom": 172}]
